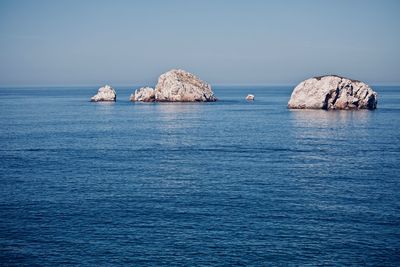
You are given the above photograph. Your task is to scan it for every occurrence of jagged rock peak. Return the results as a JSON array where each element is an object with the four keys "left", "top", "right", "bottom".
[{"left": 90, "top": 85, "right": 117, "bottom": 102}]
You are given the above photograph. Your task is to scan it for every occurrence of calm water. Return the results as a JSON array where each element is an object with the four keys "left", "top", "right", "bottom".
[{"left": 1, "top": 86, "right": 400, "bottom": 266}]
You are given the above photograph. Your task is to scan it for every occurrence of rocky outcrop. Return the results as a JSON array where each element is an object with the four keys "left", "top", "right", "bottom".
[
  {"left": 90, "top": 85, "right": 117, "bottom": 102},
  {"left": 288, "top": 75, "right": 377, "bottom": 110},
  {"left": 130, "top": 87, "right": 155, "bottom": 102},
  {"left": 154, "top": 69, "right": 217, "bottom": 102},
  {"left": 246, "top": 94, "right": 255, "bottom": 101}
]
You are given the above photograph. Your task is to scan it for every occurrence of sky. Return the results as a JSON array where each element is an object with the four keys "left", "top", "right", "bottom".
[{"left": 0, "top": 0, "right": 399, "bottom": 86}]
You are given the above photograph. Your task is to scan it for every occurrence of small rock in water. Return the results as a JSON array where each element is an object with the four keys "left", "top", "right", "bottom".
[
  {"left": 288, "top": 75, "right": 377, "bottom": 110},
  {"left": 130, "top": 87, "right": 155, "bottom": 102},
  {"left": 90, "top": 85, "right": 117, "bottom": 102},
  {"left": 246, "top": 94, "right": 255, "bottom": 101}
]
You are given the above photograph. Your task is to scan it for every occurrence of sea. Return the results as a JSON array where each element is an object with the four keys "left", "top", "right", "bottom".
[{"left": 0, "top": 86, "right": 399, "bottom": 266}]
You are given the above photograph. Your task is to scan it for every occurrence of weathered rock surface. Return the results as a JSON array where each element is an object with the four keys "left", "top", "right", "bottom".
[
  {"left": 90, "top": 85, "right": 117, "bottom": 102},
  {"left": 246, "top": 94, "right": 255, "bottom": 101},
  {"left": 130, "top": 87, "right": 155, "bottom": 102},
  {"left": 154, "top": 69, "right": 217, "bottom": 102},
  {"left": 288, "top": 75, "right": 377, "bottom": 110}
]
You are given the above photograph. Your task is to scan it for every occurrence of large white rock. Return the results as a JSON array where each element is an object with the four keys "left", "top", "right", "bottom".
[
  {"left": 288, "top": 75, "right": 377, "bottom": 110},
  {"left": 130, "top": 87, "right": 155, "bottom": 102},
  {"left": 154, "top": 69, "right": 217, "bottom": 102},
  {"left": 90, "top": 85, "right": 117, "bottom": 102}
]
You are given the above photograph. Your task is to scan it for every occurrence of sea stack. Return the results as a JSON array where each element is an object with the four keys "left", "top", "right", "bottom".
[
  {"left": 90, "top": 85, "right": 117, "bottom": 102},
  {"left": 246, "top": 94, "right": 255, "bottom": 101},
  {"left": 288, "top": 75, "right": 377, "bottom": 110},
  {"left": 153, "top": 69, "right": 217, "bottom": 102},
  {"left": 130, "top": 87, "right": 155, "bottom": 102}
]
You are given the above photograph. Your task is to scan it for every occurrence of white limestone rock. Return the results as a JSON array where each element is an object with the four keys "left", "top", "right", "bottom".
[
  {"left": 130, "top": 87, "right": 155, "bottom": 102},
  {"left": 154, "top": 69, "right": 217, "bottom": 102},
  {"left": 288, "top": 75, "right": 377, "bottom": 110},
  {"left": 90, "top": 85, "right": 117, "bottom": 102},
  {"left": 246, "top": 94, "right": 255, "bottom": 101}
]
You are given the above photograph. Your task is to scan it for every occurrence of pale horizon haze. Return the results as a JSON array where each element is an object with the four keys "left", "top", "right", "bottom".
[{"left": 0, "top": 0, "right": 399, "bottom": 86}]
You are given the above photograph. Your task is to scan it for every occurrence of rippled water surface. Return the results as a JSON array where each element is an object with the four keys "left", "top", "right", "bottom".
[{"left": 1, "top": 86, "right": 400, "bottom": 266}]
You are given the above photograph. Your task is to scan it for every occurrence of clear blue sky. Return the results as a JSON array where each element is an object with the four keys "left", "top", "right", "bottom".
[{"left": 0, "top": 0, "right": 399, "bottom": 86}]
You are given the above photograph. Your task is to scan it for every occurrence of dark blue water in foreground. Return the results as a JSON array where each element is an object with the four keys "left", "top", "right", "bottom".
[{"left": 0, "top": 86, "right": 400, "bottom": 266}]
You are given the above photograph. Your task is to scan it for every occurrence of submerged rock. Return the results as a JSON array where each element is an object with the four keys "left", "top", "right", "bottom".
[
  {"left": 246, "top": 94, "right": 255, "bottom": 101},
  {"left": 130, "top": 87, "right": 155, "bottom": 102},
  {"left": 90, "top": 85, "right": 117, "bottom": 102},
  {"left": 288, "top": 75, "right": 377, "bottom": 110},
  {"left": 154, "top": 69, "right": 217, "bottom": 102}
]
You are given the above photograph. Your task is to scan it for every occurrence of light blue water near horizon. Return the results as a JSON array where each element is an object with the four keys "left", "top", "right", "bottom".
[{"left": 0, "top": 86, "right": 400, "bottom": 266}]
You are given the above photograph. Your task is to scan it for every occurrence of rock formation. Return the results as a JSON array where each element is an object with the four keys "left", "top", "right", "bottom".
[
  {"left": 153, "top": 69, "right": 217, "bottom": 102},
  {"left": 246, "top": 94, "right": 255, "bottom": 101},
  {"left": 90, "top": 85, "right": 117, "bottom": 102},
  {"left": 288, "top": 75, "right": 377, "bottom": 110},
  {"left": 130, "top": 87, "right": 155, "bottom": 102}
]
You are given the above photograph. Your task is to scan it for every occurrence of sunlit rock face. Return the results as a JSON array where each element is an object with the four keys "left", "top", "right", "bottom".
[
  {"left": 246, "top": 94, "right": 255, "bottom": 101},
  {"left": 90, "top": 85, "right": 117, "bottom": 102},
  {"left": 154, "top": 69, "right": 217, "bottom": 102},
  {"left": 288, "top": 75, "right": 377, "bottom": 110},
  {"left": 130, "top": 87, "right": 155, "bottom": 102}
]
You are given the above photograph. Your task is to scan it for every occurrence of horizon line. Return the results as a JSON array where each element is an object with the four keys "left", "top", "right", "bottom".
[{"left": 0, "top": 82, "right": 399, "bottom": 88}]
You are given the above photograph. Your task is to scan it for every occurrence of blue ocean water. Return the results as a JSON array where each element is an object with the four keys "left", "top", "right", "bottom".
[{"left": 0, "top": 86, "right": 399, "bottom": 266}]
